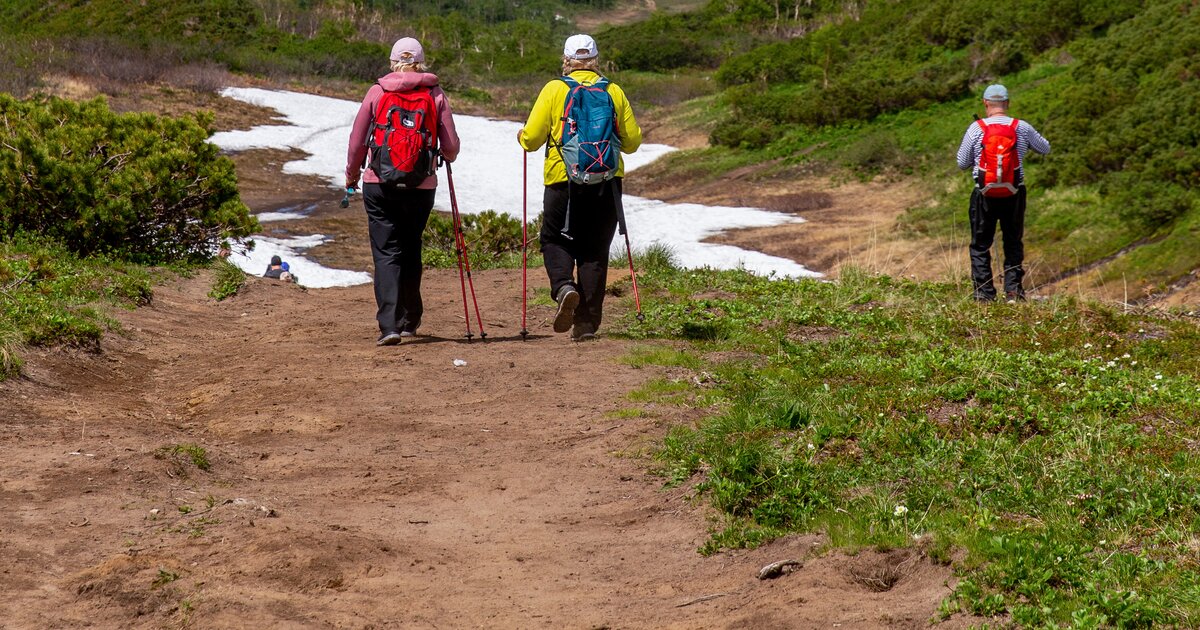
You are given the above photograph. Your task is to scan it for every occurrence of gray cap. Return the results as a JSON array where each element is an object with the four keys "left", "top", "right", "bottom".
[{"left": 983, "top": 84, "right": 1009, "bottom": 101}]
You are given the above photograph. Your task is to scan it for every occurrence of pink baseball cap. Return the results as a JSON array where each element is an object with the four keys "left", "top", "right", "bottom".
[{"left": 390, "top": 37, "right": 425, "bottom": 63}]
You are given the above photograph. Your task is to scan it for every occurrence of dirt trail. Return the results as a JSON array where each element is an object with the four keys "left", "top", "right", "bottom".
[{"left": 1, "top": 265, "right": 965, "bottom": 628}]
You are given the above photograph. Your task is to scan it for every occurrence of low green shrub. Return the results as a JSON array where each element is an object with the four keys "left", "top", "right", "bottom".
[
  {"left": 208, "top": 258, "right": 247, "bottom": 301},
  {"left": 424, "top": 210, "right": 541, "bottom": 271},
  {"left": 0, "top": 94, "right": 256, "bottom": 265}
]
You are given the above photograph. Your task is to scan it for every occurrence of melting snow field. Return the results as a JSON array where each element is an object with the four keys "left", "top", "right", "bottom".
[{"left": 210, "top": 87, "right": 818, "bottom": 288}]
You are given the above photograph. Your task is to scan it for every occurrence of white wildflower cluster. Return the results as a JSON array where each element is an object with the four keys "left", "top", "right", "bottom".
[{"left": 893, "top": 504, "right": 909, "bottom": 517}]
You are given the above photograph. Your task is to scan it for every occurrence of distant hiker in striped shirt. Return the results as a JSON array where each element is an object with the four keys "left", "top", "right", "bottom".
[{"left": 956, "top": 84, "right": 1051, "bottom": 303}]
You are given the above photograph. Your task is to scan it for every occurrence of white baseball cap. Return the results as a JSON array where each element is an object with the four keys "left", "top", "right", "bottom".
[{"left": 563, "top": 34, "right": 598, "bottom": 60}]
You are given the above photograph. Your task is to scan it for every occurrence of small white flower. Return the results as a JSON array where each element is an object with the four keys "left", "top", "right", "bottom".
[
  {"left": 1056, "top": 382, "right": 1067, "bottom": 388},
  {"left": 1084, "top": 343, "right": 1093, "bottom": 349},
  {"left": 1132, "top": 361, "right": 1138, "bottom": 366},
  {"left": 893, "top": 505, "right": 909, "bottom": 517},
  {"left": 1156, "top": 374, "right": 1163, "bottom": 380},
  {"left": 807, "top": 443, "right": 815, "bottom": 450},
  {"left": 1123, "top": 353, "right": 1131, "bottom": 359},
  {"left": 1139, "top": 328, "right": 1146, "bottom": 333},
  {"left": 1035, "top": 342, "right": 1042, "bottom": 346},
  {"left": 1099, "top": 366, "right": 1107, "bottom": 372},
  {"left": 1107, "top": 361, "right": 1116, "bottom": 367}
]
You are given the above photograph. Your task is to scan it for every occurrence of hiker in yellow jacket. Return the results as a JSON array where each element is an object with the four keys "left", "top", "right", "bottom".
[{"left": 517, "top": 34, "right": 643, "bottom": 341}]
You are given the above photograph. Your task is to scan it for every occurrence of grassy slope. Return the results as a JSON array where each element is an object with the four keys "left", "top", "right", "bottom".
[
  {"left": 0, "top": 236, "right": 156, "bottom": 379},
  {"left": 610, "top": 262, "right": 1200, "bottom": 626}
]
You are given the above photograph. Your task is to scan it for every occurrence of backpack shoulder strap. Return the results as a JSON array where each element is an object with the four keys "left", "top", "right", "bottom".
[
  {"left": 1010, "top": 118, "right": 1020, "bottom": 130},
  {"left": 976, "top": 119, "right": 988, "bottom": 133}
]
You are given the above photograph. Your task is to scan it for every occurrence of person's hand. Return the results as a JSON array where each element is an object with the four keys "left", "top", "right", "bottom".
[{"left": 516, "top": 127, "right": 524, "bottom": 145}]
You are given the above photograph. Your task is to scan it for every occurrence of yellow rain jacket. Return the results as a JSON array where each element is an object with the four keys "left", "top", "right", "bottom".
[{"left": 518, "top": 70, "right": 643, "bottom": 186}]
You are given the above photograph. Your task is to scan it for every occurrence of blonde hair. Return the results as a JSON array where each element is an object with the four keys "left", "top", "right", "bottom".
[
  {"left": 391, "top": 60, "right": 428, "bottom": 73},
  {"left": 561, "top": 56, "right": 600, "bottom": 76}
]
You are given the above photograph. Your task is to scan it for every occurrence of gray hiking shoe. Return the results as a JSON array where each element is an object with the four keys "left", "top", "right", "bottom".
[
  {"left": 376, "top": 331, "right": 402, "bottom": 346},
  {"left": 553, "top": 286, "right": 580, "bottom": 333}
]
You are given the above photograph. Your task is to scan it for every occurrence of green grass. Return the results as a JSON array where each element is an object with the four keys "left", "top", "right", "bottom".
[
  {"left": 155, "top": 443, "right": 211, "bottom": 472},
  {"left": 611, "top": 264, "right": 1200, "bottom": 627},
  {"left": 0, "top": 234, "right": 154, "bottom": 379},
  {"left": 208, "top": 257, "right": 247, "bottom": 301}
]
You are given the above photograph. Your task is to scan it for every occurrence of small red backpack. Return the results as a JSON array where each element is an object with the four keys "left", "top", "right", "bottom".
[
  {"left": 976, "top": 118, "right": 1020, "bottom": 198},
  {"left": 368, "top": 87, "right": 438, "bottom": 187}
]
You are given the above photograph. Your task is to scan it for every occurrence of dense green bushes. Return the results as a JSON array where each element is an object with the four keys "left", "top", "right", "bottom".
[
  {"left": 711, "top": 0, "right": 1145, "bottom": 143},
  {"left": 600, "top": 13, "right": 718, "bottom": 72},
  {"left": 1037, "top": 0, "right": 1200, "bottom": 229},
  {"left": 0, "top": 94, "right": 256, "bottom": 264}
]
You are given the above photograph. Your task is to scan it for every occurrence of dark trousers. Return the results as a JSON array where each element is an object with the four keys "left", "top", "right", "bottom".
[
  {"left": 363, "top": 184, "right": 435, "bottom": 333},
  {"left": 540, "top": 179, "right": 621, "bottom": 331},
  {"left": 969, "top": 186, "right": 1027, "bottom": 300}
]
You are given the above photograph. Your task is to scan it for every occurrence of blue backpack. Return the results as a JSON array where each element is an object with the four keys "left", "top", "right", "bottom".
[{"left": 555, "top": 76, "right": 621, "bottom": 185}]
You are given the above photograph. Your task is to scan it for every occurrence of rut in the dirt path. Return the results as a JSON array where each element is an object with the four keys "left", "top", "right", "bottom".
[{"left": 1, "top": 269, "right": 964, "bottom": 629}]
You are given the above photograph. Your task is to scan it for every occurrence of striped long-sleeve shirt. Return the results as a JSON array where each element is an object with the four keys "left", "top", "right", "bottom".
[{"left": 956, "top": 115, "right": 1051, "bottom": 182}]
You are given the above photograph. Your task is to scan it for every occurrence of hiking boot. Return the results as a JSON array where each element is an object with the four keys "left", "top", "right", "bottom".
[
  {"left": 399, "top": 320, "right": 421, "bottom": 338},
  {"left": 553, "top": 286, "right": 580, "bottom": 333},
  {"left": 571, "top": 322, "right": 597, "bottom": 342},
  {"left": 1005, "top": 291, "right": 1025, "bottom": 304},
  {"left": 376, "top": 330, "right": 402, "bottom": 346}
]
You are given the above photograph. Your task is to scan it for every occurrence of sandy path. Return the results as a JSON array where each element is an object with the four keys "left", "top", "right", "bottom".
[{"left": 0, "top": 266, "right": 964, "bottom": 628}]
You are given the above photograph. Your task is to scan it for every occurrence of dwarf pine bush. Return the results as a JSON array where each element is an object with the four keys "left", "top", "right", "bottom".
[{"left": 0, "top": 94, "right": 256, "bottom": 265}]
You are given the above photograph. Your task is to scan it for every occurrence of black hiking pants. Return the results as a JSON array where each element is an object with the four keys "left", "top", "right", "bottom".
[
  {"left": 364, "top": 184, "right": 435, "bottom": 334},
  {"left": 540, "top": 179, "right": 621, "bottom": 333},
  {"left": 969, "top": 186, "right": 1027, "bottom": 301}
]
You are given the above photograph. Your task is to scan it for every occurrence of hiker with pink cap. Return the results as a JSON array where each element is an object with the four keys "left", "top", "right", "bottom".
[{"left": 346, "top": 37, "right": 461, "bottom": 346}]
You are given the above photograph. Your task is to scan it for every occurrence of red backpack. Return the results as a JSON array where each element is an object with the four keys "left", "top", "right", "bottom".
[
  {"left": 368, "top": 87, "right": 438, "bottom": 187},
  {"left": 976, "top": 118, "right": 1020, "bottom": 198}
]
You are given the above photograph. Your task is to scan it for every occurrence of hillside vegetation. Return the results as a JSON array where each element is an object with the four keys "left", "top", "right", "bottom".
[
  {"left": 599, "top": 0, "right": 1198, "bottom": 300},
  {"left": 0, "top": 0, "right": 615, "bottom": 113}
]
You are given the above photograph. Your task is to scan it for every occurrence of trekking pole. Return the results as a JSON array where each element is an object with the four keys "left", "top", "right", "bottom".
[
  {"left": 450, "top": 198, "right": 475, "bottom": 342},
  {"left": 520, "top": 150, "right": 529, "bottom": 340},
  {"left": 440, "top": 159, "right": 474, "bottom": 341},
  {"left": 615, "top": 196, "right": 644, "bottom": 323},
  {"left": 445, "top": 162, "right": 487, "bottom": 339}
]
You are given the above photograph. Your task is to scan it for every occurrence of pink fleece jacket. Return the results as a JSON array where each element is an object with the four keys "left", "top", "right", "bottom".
[{"left": 345, "top": 72, "right": 461, "bottom": 190}]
